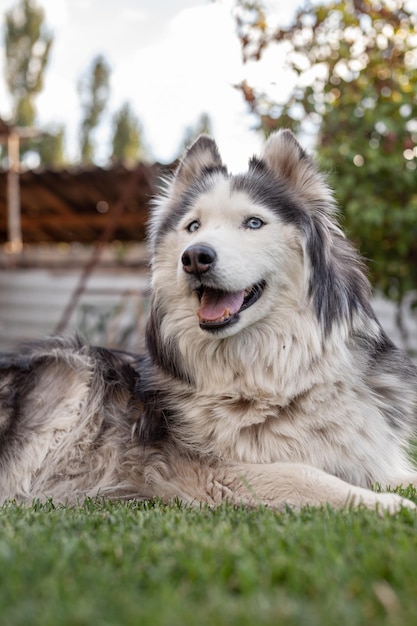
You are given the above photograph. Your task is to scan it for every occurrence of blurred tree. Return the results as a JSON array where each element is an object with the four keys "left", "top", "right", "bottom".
[
  {"left": 79, "top": 55, "right": 110, "bottom": 163},
  {"left": 36, "top": 128, "right": 65, "bottom": 165},
  {"left": 234, "top": 0, "right": 417, "bottom": 320},
  {"left": 111, "top": 102, "right": 146, "bottom": 165},
  {"left": 3, "top": 0, "right": 65, "bottom": 165},
  {"left": 4, "top": 0, "right": 53, "bottom": 126},
  {"left": 178, "top": 112, "right": 213, "bottom": 154}
]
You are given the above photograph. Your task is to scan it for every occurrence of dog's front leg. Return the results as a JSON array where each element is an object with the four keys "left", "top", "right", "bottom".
[
  {"left": 217, "top": 462, "right": 416, "bottom": 513},
  {"left": 147, "top": 457, "right": 416, "bottom": 513}
]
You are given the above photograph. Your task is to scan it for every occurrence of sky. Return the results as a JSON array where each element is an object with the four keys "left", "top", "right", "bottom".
[{"left": 0, "top": 0, "right": 300, "bottom": 172}]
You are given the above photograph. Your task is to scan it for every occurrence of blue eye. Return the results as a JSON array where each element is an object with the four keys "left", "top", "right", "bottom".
[
  {"left": 244, "top": 216, "right": 265, "bottom": 230},
  {"left": 187, "top": 220, "right": 200, "bottom": 233}
]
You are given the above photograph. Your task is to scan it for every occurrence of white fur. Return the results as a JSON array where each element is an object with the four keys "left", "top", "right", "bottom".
[
  {"left": 1, "top": 131, "right": 416, "bottom": 513},
  {"left": 147, "top": 130, "right": 417, "bottom": 508}
]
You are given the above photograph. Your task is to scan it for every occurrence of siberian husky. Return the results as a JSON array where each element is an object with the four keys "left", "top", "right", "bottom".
[{"left": 1, "top": 130, "right": 416, "bottom": 512}]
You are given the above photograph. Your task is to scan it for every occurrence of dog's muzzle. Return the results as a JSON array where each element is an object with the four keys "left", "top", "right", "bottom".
[{"left": 181, "top": 243, "right": 265, "bottom": 332}]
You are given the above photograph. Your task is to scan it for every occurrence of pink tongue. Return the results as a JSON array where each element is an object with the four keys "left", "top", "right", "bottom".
[{"left": 197, "top": 288, "right": 245, "bottom": 322}]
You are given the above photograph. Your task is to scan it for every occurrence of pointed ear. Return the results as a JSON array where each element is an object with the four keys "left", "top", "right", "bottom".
[
  {"left": 168, "top": 135, "right": 224, "bottom": 201},
  {"left": 262, "top": 129, "right": 334, "bottom": 210}
]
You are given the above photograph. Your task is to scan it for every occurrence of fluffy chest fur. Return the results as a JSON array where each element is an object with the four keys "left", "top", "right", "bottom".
[
  {"left": 147, "top": 227, "right": 408, "bottom": 488},
  {"left": 163, "top": 336, "right": 407, "bottom": 489}
]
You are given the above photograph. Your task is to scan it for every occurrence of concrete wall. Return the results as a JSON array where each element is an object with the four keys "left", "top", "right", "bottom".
[
  {"left": 0, "top": 268, "right": 149, "bottom": 352},
  {"left": 1, "top": 268, "right": 416, "bottom": 357}
]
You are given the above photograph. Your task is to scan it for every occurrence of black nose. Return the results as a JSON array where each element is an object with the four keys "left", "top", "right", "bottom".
[{"left": 182, "top": 244, "right": 217, "bottom": 275}]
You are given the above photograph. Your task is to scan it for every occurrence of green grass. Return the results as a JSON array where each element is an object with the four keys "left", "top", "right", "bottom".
[{"left": 1, "top": 487, "right": 417, "bottom": 626}]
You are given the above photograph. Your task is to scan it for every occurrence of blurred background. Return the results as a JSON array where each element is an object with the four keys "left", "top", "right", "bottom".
[{"left": 0, "top": 0, "right": 416, "bottom": 356}]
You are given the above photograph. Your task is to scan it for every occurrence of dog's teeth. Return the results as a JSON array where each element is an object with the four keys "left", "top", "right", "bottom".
[{"left": 220, "top": 308, "right": 230, "bottom": 322}]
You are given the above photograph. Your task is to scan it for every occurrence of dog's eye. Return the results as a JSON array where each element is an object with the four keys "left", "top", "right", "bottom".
[
  {"left": 244, "top": 217, "right": 265, "bottom": 230},
  {"left": 187, "top": 220, "right": 200, "bottom": 233}
]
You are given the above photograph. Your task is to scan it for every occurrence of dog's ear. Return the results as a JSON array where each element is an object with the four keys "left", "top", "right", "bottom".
[
  {"left": 168, "top": 135, "right": 224, "bottom": 201},
  {"left": 262, "top": 129, "right": 334, "bottom": 210},
  {"left": 263, "top": 130, "right": 307, "bottom": 181},
  {"left": 148, "top": 136, "right": 225, "bottom": 251}
]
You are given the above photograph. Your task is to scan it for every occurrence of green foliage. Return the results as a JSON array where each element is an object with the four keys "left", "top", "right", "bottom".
[
  {"left": 78, "top": 55, "right": 111, "bottom": 163},
  {"left": 35, "top": 127, "right": 65, "bottom": 166},
  {"left": 111, "top": 102, "right": 146, "bottom": 165},
  {"left": 4, "top": 0, "right": 53, "bottom": 127},
  {"left": 1, "top": 497, "right": 417, "bottom": 625},
  {"left": 234, "top": 0, "right": 417, "bottom": 305},
  {"left": 3, "top": 0, "right": 65, "bottom": 166}
]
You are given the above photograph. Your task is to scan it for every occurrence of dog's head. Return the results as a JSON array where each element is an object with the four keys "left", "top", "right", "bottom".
[{"left": 148, "top": 130, "right": 371, "bottom": 348}]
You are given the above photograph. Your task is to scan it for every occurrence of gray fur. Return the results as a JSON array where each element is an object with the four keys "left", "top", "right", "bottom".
[{"left": 0, "top": 130, "right": 416, "bottom": 512}]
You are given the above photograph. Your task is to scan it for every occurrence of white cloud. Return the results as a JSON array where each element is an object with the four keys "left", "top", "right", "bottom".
[
  {"left": 111, "top": 2, "right": 263, "bottom": 169},
  {"left": 37, "top": 0, "right": 69, "bottom": 29},
  {"left": 0, "top": 0, "right": 299, "bottom": 169},
  {"left": 121, "top": 8, "right": 148, "bottom": 22}
]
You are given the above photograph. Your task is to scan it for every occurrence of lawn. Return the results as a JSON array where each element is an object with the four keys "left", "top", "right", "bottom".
[{"left": 1, "top": 487, "right": 417, "bottom": 626}]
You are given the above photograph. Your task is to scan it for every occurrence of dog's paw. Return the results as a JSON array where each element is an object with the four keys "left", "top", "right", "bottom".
[{"left": 351, "top": 490, "right": 416, "bottom": 514}]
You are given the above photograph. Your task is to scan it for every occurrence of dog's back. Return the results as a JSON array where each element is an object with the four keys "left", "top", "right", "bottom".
[{"left": 0, "top": 337, "right": 154, "bottom": 502}]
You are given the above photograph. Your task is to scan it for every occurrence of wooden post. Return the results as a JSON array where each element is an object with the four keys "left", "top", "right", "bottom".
[{"left": 6, "top": 130, "right": 22, "bottom": 254}]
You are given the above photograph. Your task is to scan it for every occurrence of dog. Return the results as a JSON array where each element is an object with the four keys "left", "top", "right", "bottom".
[{"left": 1, "top": 130, "right": 417, "bottom": 512}]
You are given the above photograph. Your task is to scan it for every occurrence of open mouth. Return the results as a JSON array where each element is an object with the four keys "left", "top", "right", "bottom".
[{"left": 195, "top": 281, "right": 266, "bottom": 331}]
